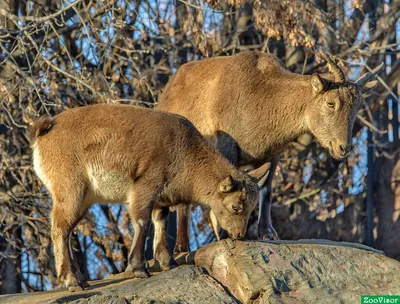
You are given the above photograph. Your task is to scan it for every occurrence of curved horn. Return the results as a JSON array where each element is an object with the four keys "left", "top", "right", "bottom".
[
  {"left": 246, "top": 162, "right": 272, "bottom": 188},
  {"left": 319, "top": 52, "right": 346, "bottom": 83},
  {"left": 355, "top": 62, "right": 384, "bottom": 86},
  {"left": 210, "top": 210, "right": 221, "bottom": 241}
]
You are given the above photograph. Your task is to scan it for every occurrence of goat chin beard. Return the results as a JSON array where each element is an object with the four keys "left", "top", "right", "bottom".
[
  {"left": 319, "top": 140, "right": 346, "bottom": 160},
  {"left": 330, "top": 150, "right": 345, "bottom": 160}
]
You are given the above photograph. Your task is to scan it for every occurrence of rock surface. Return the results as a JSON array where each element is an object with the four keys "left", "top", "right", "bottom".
[{"left": 1, "top": 239, "right": 399, "bottom": 304}]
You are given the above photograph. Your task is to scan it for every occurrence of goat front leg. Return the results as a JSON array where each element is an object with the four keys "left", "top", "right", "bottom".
[
  {"left": 257, "top": 157, "right": 279, "bottom": 240},
  {"left": 128, "top": 191, "right": 153, "bottom": 278},
  {"left": 153, "top": 206, "right": 178, "bottom": 270}
]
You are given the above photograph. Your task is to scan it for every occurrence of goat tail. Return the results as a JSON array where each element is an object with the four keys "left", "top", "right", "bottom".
[{"left": 30, "top": 116, "right": 54, "bottom": 143}]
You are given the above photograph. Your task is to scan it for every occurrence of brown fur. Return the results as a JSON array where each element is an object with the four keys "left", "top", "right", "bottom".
[
  {"left": 157, "top": 51, "right": 382, "bottom": 244},
  {"left": 31, "top": 104, "right": 259, "bottom": 290}
]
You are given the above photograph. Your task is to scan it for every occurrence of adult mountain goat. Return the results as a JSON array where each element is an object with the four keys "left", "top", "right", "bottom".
[
  {"left": 31, "top": 104, "right": 260, "bottom": 291},
  {"left": 157, "top": 51, "right": 383, "bottom": 249}
]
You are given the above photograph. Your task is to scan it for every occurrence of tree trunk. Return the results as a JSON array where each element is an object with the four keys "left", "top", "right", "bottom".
[
  {"left": 0, "top": 235, "right": 21, "bottom": 294},
  {"left": 375, "top": 155, "right": 400, "bottom": 260},
  {"left": 372, "top": 0, "right": 400, "bottom": 260}
]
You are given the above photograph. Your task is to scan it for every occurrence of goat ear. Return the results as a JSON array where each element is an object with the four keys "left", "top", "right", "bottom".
[
  {"left": 218, "top": 175, "right": 234, "bottom": 193},
  {"left": 362, "top": 80, "right": 378, "bottom": 93},
  {"left": 311, "top": 74, "right": 325, "bottom": 94}
]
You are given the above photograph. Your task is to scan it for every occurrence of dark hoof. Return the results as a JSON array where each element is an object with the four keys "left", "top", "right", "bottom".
[
  {"left": 174, "top": 244, "right": 190, "bottom": 254},
  {"left": 80, "top": 280, "right": 90, "bottom": 289},
  {"left": 261, "top": 232, "right": 279, "bottom": 241},
  {"left": 68, "top": 284, "right": 84, "bottom": 292},
  {"left": 76, "top": 270, "right": 90, "bottom": 289},
  {"left": 133, "top": 268, "right": 151, "bottom": 279},
  {"left": 66, "top": 278, "right": 85, "bottom": 292},
  {"left": 159, "top": 258, "right": 178, "bottom": 272},
  {"left": 259, "top": 224, "right": 279, "bottom": 241}
]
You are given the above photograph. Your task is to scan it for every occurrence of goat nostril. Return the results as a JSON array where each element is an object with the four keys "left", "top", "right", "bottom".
[{"left": 340, "top": 144, "right": 348, "bottom": 155}]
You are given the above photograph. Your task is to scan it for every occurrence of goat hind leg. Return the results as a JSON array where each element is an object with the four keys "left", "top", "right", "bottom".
[
  {"left": 51, "top": 196, "right": 89, "bottom": 291},
  {"left": 257, "top": 157, "right": 279, "bottom": 240},
  {"left": 174, "top": 204, "right": 191, "bottom": 254},
  {"left": 257, "top": 187, "right": 279, "bottom": 240},
  {"left": 153, "top": 206, "right": 178, "bottom": 270}
]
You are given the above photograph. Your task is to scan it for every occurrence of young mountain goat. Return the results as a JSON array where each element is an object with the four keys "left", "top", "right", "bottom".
[
  {"left": 31, "top": 104, "right": 260, "bottom": 291},
  {"left": 157, "top": 51, "right": 383, "bottom": 249}
]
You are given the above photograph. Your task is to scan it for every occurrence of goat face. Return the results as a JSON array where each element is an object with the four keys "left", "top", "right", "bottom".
[
  {"left": 307, "top": 80, "right": 360, "bottom": 159},
  {"left": 211, "top": 175, "right": 259, "bottom": 239},
  {"left": 307, "top": 70, "right": 380, "bottom": 159},
  {"left": 306, "top": 55, "right": 382, "bottom": 160}
]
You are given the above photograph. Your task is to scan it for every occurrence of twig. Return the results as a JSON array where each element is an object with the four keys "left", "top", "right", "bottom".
[
  {"left": 0, "top": 0, "right": 84, "bottom": 22},
  {"left": 365, "top": 62, "right": 400, "bottom": 103},
  {"left": 10, "top": 19, "right": 104, "bottom": 100},
  {"left": 177, "top": 0, "right": 232, "bottom": 15},
  {"left": 283, "top": 188, "right": 321, "bottom": 206},
  {"left": 357, "top": 114, "right": 387, "bottom": 134}
]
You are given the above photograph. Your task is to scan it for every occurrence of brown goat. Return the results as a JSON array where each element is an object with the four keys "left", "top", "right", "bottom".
[
  {"left": 157, "top": 51, "right": 383, "bottom": 249},
  {"left": 31, "top": 104, "right": 260, "bottom": 291}
]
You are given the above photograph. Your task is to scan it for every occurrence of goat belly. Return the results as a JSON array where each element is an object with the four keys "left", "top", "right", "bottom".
[{"left": 84, "top": 165, "right": 131, "bottom": 203}]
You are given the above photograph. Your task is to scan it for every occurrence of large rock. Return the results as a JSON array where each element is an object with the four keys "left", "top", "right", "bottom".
[
  {"left": 0, "top": 265, "right": 236, "bottom": 304},
  {"left": 60, "top": 265, "right": 236, "bottom": 304},
  {"left": 1, "top": 240, "right": 399, "bottom": 304},
  {"left": 186, "top": 239, "right": 400, "bottom": 303}
]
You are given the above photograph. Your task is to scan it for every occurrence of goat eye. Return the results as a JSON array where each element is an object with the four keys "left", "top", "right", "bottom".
[
  {"left": 231, "top": 205, "right": 239, "bottom": 213},
  {"left": 326, "top": 101, "right": 335, "bottom": 109}
]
